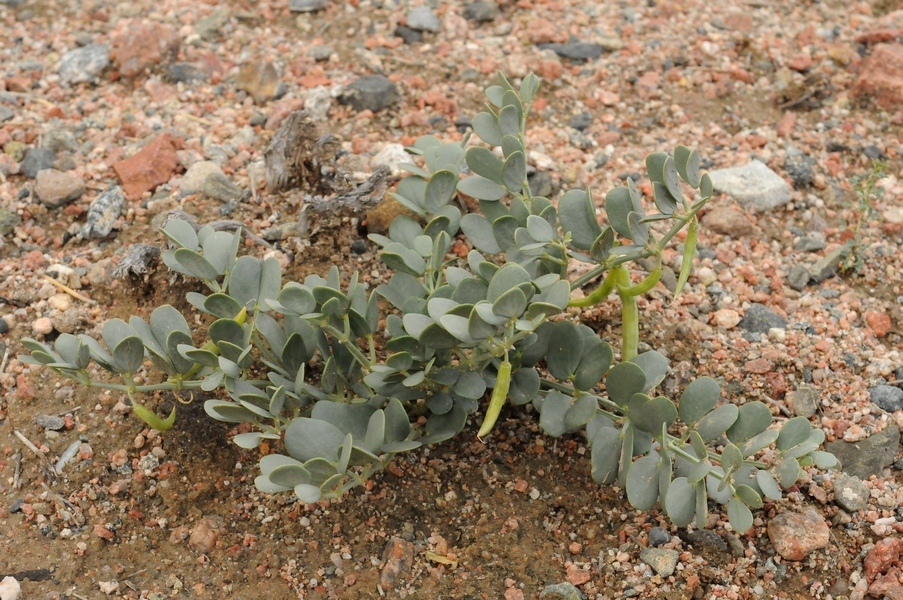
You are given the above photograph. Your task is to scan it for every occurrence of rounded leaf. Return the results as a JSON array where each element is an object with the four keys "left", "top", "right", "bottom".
[
  {"left": 665, "top": 476, "right": 696, "bottom": 527},
  {"left": 776, "top": 416, "right": 812, "bottom": 451},
  {"left": 726, "top": 401, "right": 773, "bottom": 444},
  {"left": 679, "top": 377, "right": 720, "bottom": 425},
  {"left": 626, "top": 454, "right": 660, "bottom": 511},
  {"left": 466, "top": 146, "right": 504, "bottom": 182},
  {"left": 425, "top": 169, "right": 458, "bottom": 213},
  {"left": 727, "top": 498, "right": 753, "bottom": 533},
  {"left": 629, "top": 395, "right": 677, "bottom": 436},
  {"left": 695, "top": 404, "right": 739, "bottom": 442},
  {"left": 591, "top": 427, "right": 622, "bottom": 485},
  {"left": 606, "top": 361, "right": 647, "bottom": 407}
]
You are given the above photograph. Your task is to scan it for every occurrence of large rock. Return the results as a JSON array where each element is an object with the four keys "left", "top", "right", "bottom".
[
  {"left": 853, "top": 43, "right": 903, "bottom": 110},
  {"left": 57, "top": 43, "right": 110, "bottom": 85},
  {"left": 111, "top": 21, "right": 180, "bottom": 78},
  {"left": 826, "top": 424, "right": 900, "bottom": 480},
  {"left": 707, "top": 160, "right": 792, "bottom": 211},
  {"left": 34, "top": 169, "right": 85, "bottom": 208},
  {"left": 112, "top": 134, "right": 182, "bottom": 199}
]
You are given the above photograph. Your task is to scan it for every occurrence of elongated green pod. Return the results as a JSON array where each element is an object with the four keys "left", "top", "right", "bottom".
[
  {"left": 569, "top": 269, "right": 617, "bottom": 307},
  {"left": 672, "top": 217, "right": 697, "bottom": 301},
  {"left": 616, "top": 265, "right": 662, "bottom": 297},
  {"left": 132, "top": 401, "right": 176, "bottom": 431},
  {"left": 478, "top": 358, "right": 512, "bottom": 439},
  {"left": 615, "top": 267, "right": 639, "bottom": 361}
]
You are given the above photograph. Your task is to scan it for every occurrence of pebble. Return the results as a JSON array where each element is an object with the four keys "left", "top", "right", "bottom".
[
  {"left": 537, "top": 41, "right": 604, "bottom": 62},
  {"left": 701, "top": 206, "right": 754, "bottom": 237},
  {"left": 463, "top": 1, "right": 500, "bottom": 22},
  {"left": 395, "top": 25, "right": 423, "bottom": 45},
  {"left": 707, "top": 161, "right": 793, "bottom": 212},
  {"left": 289, "top": 0, "right": 328, "bottom": 12},
  {"left": 189, "top": 517, "right": 223, "bottom": 553},
  {"left": 380, "top": 537, "right": 414, "bottom": 590},
  {"left": 767, "top": 509, "right": 830, "bottom": 560},
  {"left": 57, "top": 43, "right": 110, "bottom": 85},
  {"left": 809, "top": 245, "right": 849, "bottom": 283},
  {"left": 34, "top": 168, "right": 85, "bottom": 208},
  {"left": 407, "top": 6, "right": 441, "bottom": 32},
  {"left": 832, "top": 472, "right": 870, "bottom": 512},
  {"left": 787, "top": 385, "right": 819, "bottom": 418},
  {"left": 82, "top": 186, "right": 126, "bottom": 238},
  {"left": 167, "top": 63, "right": 208, "bottom": 84},
  {"left": 826, "top": 424, "right": 900, "bottom": 480},
  {"left": 370, "top": 143, "right": 410, "bottom": 175},
  {"left": 195, "top": 7, "right": 231, "bottom": 40},
  {"left": 304, "top": 86, "right": 333, "bottom": 121},
  {"left": 236, "top": 60, "right": 282, "bottom": 104},
  {"left": 179, "top": 161, "right": 224, "bottom": 194},
  {"left": 308, "top": 45, "right": 334, "bottom": 62},
  {"left": 864, "top": 537, "right": 903, "bottom": 580},
  {"left": 32, "top": 317, "right": 54, "bottom": 335},
  {"left": 110, "top": 22, "right": 180, "bottom": 78},
  {"left": 680, "top": 529, "right": 728, "bottom": 553},
  {"left": 640, "top": 547, "right": 679, "bottom": 577},
  {"left": 794, "top": 234, "right": 826, "bottom": 253},
  {"left": 539, "top": 582, "right": 583, "bottom": 600},
  {"left": 339, "top": 75, "right": 401, "bottom": 112},
  {"left": 0, "top": 576, "right": 21, "bottom": 600},
  {"left": 784, "top": 148, "right": 814, "bottom": 188},
  {"left": 47, "top": 263, "right": 80, "bottom": 288},
  {"left": 569, "top": 111, "right": 593, "bottom": 131},
  {"left": 0, "top": 208, "right": 22, "bottom": 236},
  {"left": 0, "top": 106, "right": 14, "bottom": 122},
  {"left": 712, "top": 308, "right": 742, "bottom": 329},
  {"left": 648, "top": 526, "right": 671, "bottom": 546},
  {"left": 739, "top": 303, "right": 787, "bottom": 334},
  {"left": 112, "top": 133, "right": 182, "bottom": 199},
  {"left": 869, "top": 385, "right": 903, "bottom": 412},
  {"left": 852, "top": 43, "right": 903, "bottom": 110},
  {"left": 42, "top": 129, "right": 79, "bottom": 153},
  {"left": 203, "top": 172, "right": 244, "bottom": 204},
  {"left": 21, "top": 147, "right": 58, "bottom": 178}
]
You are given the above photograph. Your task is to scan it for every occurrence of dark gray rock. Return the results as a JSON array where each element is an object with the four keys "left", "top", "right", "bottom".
[
  {"left": 528, "top": 170, "right": 552, "bottom": 197},
  {"left": 42, "top": 129, "right": 79, "bottom": 153},
  {"left": 784, "top": 149, "right": 814, "bottom": 188},
  {"left": 394, "top": 25, "right": 423, "bottom": 44},
  {"left": 289, "top": 0, "right": 328, "bottom": 12},
  {"left": 825, "top": 424, "right": 900, "bottom": 480},
  {"left": 35, "top": 414, "right": 65, "bottom": 430},
  {"left": 537, "top": 41, "right": 604, "bottom": 62},
  {"left": 463, "top": 1, "right": 500, "bottom": 22},
  {"left": 794, "top": 235, "right": 826, "bottom": 252},
  {"left": 648, "top": 526, "right": 671, "bottom": 546},
  {"left": 113, "top": 243, "right": 161, "bottom": 278},
  {"left": 707, "top": 160, "right": 792, "bottom": 212},
  {"left": 167, "top": 63, "right": 208, "bottom": 83},
  {"left": 739, "top": 303, "right": 787, "bottom": 334},
  {"left": 339, "top": 75, "right": 401, "bottom": 112},
  {"left": 870, "top": 385, "right": 903, "bottom": 412},
  {"left": 350, "top": 239, "right": 367, "bottom": 254},
  {"left": 57, "top": 43, "right": 110, "bottom": 85},
  {"left": 21, "top": 147, "right": 58, "bottom": 178},
  {"left": 0, "top": 207, "right": 22, "bottom": 237},
  {"left": 82, "top": 186, "right": 126, "bottom": 238},
  {"left": 787, "top": 264, "right": 810, "bottom": 291},
  {"left": 0, "top": 319, "right": 8, "bottom": 334},
  {"left": 833, "top": 473, "right": 869, "bottom": 512},
  {"left": 810, "top": 245, "right": 850, "bottom": 283},
  {"left": 680, "top": 529, "right": 728, "bottom": 553},
  {"left": 569, "top": 111, "right": 593, "bottom": 131},
  {"left": 406, "top": 6, "right": 440, "bottom": 32},
  {"left": 203, "top": 172, "right": 244, "bottom": 204},
  {"left": 640, "top": 548, "right": 679, "bottom": 577},
  {"left": 540, "top": 582, "right": 584, "bottom": 600}
]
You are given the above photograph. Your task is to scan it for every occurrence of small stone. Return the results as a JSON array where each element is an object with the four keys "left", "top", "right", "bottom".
[
  {"left": 406, "top": 6, "right": 441, "bottom": 32},
  {"left": 537, "top": 41, "right": 604, "bottom": 62},
  {"left": 832, "top": 473, "right": 869, "bottom": 512},
  {"left": 304, "top": 86, "right": 333, "bottom": 121},
  {"left": 539, "top": 582, "right": 583, "bottom": 600},
  {"left": 350, "top": 239, "right": 367, "bottom": 254},
  {"left": 787, "top": 385, "right": 819, "bottom": 418},
  {"left": 784, "top": 151, "right": 814, "bottom": 188},
  {"left": 35, "top": 413, "right": 65, "bottom": 430},
  {"left": 308, "top": 45, "right": 334, "bottom": 62},
  {"left": 98, "top": 581, "right": 119, "bottom": 595},
  {"left": 34, "top": 168, "right": 85, "bottom": 208},
  {"left": 195, "top": 7, "right": 231, "bottom": 40},
  {"left": 203, "top": 172, "right": 243, "bottom": 204},
  {"left": 47, "top": 263, "right": 80, "bottom": 288},
  {"left": 701, "top": 206, "right": 754, "bottom": 237},
  {"left": 0, "top": 576, "right": 21, "bottom": 600},
  {"left": 648, "top": 527, "right": 671, "bottom": 546},
  {"left": 289, "top": 0, "right": 328, "bottom": 12},
  {"left": 712, "top": 308, "right": 742, "bottom": 329},
  {"left": 189, "top": 517, "right": 223, "bottom": 553},
  {"left": 0, "top": 106, "right": 14, "bottom": 122},
  {"left": 42, "top": 129, "right": 79, "bottom": 153},
  {"left": 680, "top": 529, "right": 728, "bottom": 553},
  {"left": 167, "top": 63, "right": 208, "bottom": 84},
  {"left": 870, "top": 385, "right": 903, "bottom": 412},
  {"left": 865, "top": 537, "right": 903, "bottom": 580},
  {"left": 865, "top": 311, "right": 893, "bottom": 337},
  {"left": 738, "top": 304, "right": 787, "bottom": 334},
  {"left": 640, "top": 548, "right": 679, "bottom": 577},
  {"left": 179, "top": 161, "right": 223, "bottom": 194},
  {"left": 57, "top": 44, "right": 110, "bottom": 85},
  {"left": 809, "top": 246, "right": 850, "bottom": 283},
  {"left": 794, "top": 234, "right": 826, "bottom": 252},
  {"left": 394, "top": 25, "right": 423, "bottom": 45},
  {"left": 0, "top": 208, "right": 22, "bottom": 237},
  {"left": 21, "top": 147, "right": 58, "bottom": 178},
  {"left": 113, "top": 133, "right": 182, "bottom": 199},
  {"left": 380, "top": 537, "right": 414, "bottom": 590},
  {"left": 826, "top": 424, "right": 900, "bottom": 480},
  {"left": 528, "top": 170, "right": 553, "bottom": 197},
  {"left": 32, "top": 317, "right": 54, "bottom": 335},
  {"left": 110, "top": 22, "right": 180, "bottom": 78},
  {"left": 463, "top": 1, "right": 499, "bottom": 22},
  {"left": 564, "top": 563, "right": 591, "bottom": 586},
  {"left": 339, "top": 75, "right": 401, "bottom": 112},
  {"left": 236, "top": 60, "right": 281, "bottom": 104},
  {"left": 569, "top": 111, "right": 593, "bottom": 131},
  {"left": 767, "top": 509, "right": 829, "bottom": 560},
  {"left": 852, "top": 43, "right": 903, "bottom": 110},
  {"left": 707, "top": 160, "right": 793, "bottom": 212},
  {"left": 370, "top": 143, "right": 409, "bottom": 175},
  {"left": 82, "top": 186, "right": 126, "bottom": 238}
]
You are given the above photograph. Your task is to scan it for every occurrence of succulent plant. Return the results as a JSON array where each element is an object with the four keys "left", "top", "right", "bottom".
[{"left": 20, "top": 73, "right": 837, "bottom": 532}]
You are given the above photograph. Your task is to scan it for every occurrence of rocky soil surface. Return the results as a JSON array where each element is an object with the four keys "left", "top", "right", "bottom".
[{"left": 2, "top": 0, "right": 903, "bottom": 598}]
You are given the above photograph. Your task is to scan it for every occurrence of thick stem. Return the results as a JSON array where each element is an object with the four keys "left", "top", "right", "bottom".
[{"left": 616, "top": 266, "right": 638, "bottom": 361}]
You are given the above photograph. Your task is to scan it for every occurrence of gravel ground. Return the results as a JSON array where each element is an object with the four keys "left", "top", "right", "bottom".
[{"left": 2, "top": 0, "right": 903, "bottom": 598}]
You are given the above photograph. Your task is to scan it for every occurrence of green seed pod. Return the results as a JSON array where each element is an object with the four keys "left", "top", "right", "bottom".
[
  {"left": 478, "top": 359, "right": 512, "bottom": 439},
  {"left": 672, "top": 217, "right": 698, "bottom": 301}
]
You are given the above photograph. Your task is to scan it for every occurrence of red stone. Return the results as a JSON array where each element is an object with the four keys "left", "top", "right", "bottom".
[
  {"left": 865, "top": 537, "right": 903, "bottom": 580},
  {"left": 776, "top": 111, "right": 796, "bottom": 137},
  {"left": 110, "top": 21, "right": 180, "bottom": 78},
  {"left": 112, "top": 133, "right": 182, "bottom": 199},
  {"left": 635, "top": 70, "right": 662, "bottom": 100},
  {"left": 788, "top": 53, "right": 813, "bottom": 72},
  {"left": 744, "top": 358, "right": 772, "bottom": 374},
  {"left": 865, "top": 311, "right": 893, "bottom": 337},
  {"left": 94, "top": 524, "right": 115, "bottom": 541},
  {"left": 565, "top": 563, "right": 591, "bottom": 586},
  {"left": 855, "top": 28, "right": 902, "bottom": 44},
  {"left": 853, "top": 43, "right": 903, "bottom": 110},
  {"left": 380, "top": 537, "right": 414, "bottom": 590}
]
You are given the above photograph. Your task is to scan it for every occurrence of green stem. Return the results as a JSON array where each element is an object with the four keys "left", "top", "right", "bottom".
[
  {"left": 615, "top": 266, "right": 638, "bottom": 361},
  {"left": 538, "top": 378, "right": 624, "bottom": 414}
]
